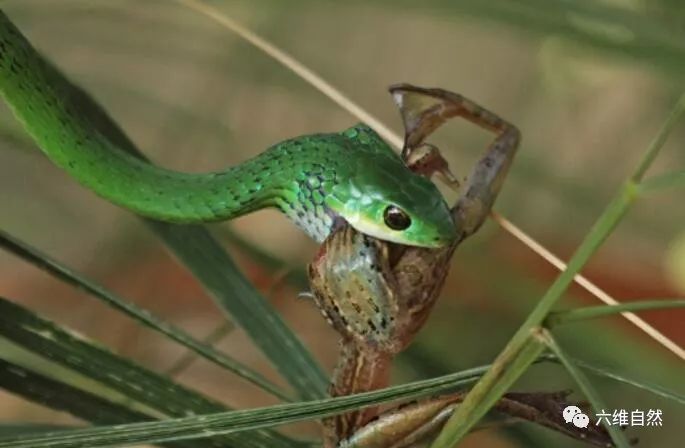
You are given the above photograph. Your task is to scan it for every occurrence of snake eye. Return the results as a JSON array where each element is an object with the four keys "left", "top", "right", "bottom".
[{"left": 383, "top": 205, "right": 411, "bottom": 231}]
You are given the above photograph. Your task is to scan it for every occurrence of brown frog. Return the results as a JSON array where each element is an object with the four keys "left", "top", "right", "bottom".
[{"left": 308, "top": 85, "right": 612, "bottom": 447}]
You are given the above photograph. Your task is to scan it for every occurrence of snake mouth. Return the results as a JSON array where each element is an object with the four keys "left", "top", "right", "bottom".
[{"left": 431, "top": 235, "right": 457, "bottom": 248}]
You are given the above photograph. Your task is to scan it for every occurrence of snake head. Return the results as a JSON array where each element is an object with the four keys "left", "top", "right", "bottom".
[{"left": 326, "top": 125, "right": 457, "bottom": 249}]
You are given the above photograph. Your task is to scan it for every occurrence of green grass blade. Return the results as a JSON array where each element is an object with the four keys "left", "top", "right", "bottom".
[
  {"left": 0, "top": 230, "right": 289, "bottom": 401},
  {"left": 0, "top": 8, "right": 327, "bottom": 399},
  {"left": 0, "top": 359, "right": 199, "bottom": 448},
  {"left": 0, "top": 367, "right": 486, "bottom": 448},
  {"left": 547, "top": 299, "right": 685, "bottom": 325},
  {"left": 0, "top": 357, "right": 155, "bottom": 426},
  {"left": 631, "top": 95, "right": 685, "bottom": 182},
  {"left": 0, "top": 296, "right": 296, "bottom": 448},
  {"left": 569, "top": 358, "right": 685, "bottom": 405},
  {"left": 0, "top": 426, "right": 74, "bottom": 437},
  {"left": 542, "top": 331, "right": 632, "bottom": 448}
]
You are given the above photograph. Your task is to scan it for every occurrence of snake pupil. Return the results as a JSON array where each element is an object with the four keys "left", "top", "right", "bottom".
[{"left": 383, "top": 205, "right": 411, "bottom": 231}]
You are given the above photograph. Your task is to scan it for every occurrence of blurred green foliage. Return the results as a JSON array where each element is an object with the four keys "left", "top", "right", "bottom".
[{"left": 0, "top": 1, "right": 683, "bottom": 447}]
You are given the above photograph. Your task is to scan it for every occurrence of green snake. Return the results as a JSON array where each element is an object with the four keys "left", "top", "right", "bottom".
[{"left": 0, "top": 12, "right": 455, "bottom": 248}]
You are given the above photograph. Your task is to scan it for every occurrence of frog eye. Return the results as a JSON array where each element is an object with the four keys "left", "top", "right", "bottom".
[{"left": 383, "top": 205, "right": 411, "bottom": 231}]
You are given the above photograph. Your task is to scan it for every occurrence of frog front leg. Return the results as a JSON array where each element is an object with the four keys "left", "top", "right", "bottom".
[
  {"left": 389, "top": 83, "right": 521, "bottom": 239},
  {"left": 385, "top": 85, "right": 521, "bottom": 342},
  {"left": 403, "top": 143, "right": 460, "bottom": 190}
]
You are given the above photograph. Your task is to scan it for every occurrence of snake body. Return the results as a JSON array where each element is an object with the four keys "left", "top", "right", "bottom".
[{"left": 0, "top": 12, "right": 455, "bottom": 247}]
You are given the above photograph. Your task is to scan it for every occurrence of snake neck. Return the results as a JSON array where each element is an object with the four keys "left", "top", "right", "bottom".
[
  {"left": 277, "top": 173, "right": 340, "bottom": 243},
  {"left": 219, "top": 135, "right": 349, "bottom": 242}
]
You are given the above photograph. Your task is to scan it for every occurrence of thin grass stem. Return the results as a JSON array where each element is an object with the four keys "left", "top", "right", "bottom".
[{"left": 547, "top": 299, "right": 685, "bottom": 326}]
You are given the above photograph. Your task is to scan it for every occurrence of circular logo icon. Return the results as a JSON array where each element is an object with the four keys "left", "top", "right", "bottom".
[{"left": 573, "top": 413, "right": 590, "bottom": 428}]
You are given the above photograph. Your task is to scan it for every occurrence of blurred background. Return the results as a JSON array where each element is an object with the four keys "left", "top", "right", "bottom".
[{"left": 0, "top": 0, "right": 683, "bottom": 446}]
